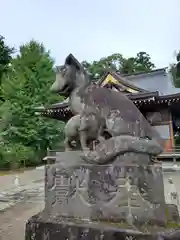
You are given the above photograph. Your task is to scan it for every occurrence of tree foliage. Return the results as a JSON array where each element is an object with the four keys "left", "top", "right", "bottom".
[
  {"left": 169, "top": 51, "right": 180, "bottom": 87},
  {"left": 0, "top": 40, "right": 64, "bottom": 169},
  {"left": 0, "top": 35, "right": 14, "bottom": 78},
  {"left": 0, "top": 35, "right": 14, "bottom": 102},
  {"left": 82, "top": 51, "right": 155, "bottom": 80}
]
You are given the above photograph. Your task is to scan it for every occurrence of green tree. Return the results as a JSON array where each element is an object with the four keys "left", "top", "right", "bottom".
[
  {"left": 134, "top": 52, "right": 155, "bottom": 72},
  {"left": 82, "top": 51, "right": 155, "bottom": 79},
  {"left": 119, "top": 57, "right": 136, "bottom": 75},
  {"left": 169, "top": 51, "right": 180, "bottom": 87},
  {"left": 0, "top": 40, "right": 64, "bottom": 168},
  {"left": 82, "top": 53, "right": 123, "bottom": 79},
  {"left": 0, "top": 35, "right": 14, "bottom": 102}
]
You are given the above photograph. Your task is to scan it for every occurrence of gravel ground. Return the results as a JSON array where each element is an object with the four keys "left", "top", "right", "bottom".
[
  {"left": 0, "top": 168, "right": 44, "bottom": 193},
  {"left": 0, "top": 181, "right": 44, "bottom": 240},
  {"left": 0, "top": 201, "right": 44, "bottom": 240}
]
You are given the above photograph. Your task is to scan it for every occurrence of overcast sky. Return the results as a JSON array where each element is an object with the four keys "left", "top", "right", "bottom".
[{"left": 1, "top": 0, "right": 179, "bottom": 68}]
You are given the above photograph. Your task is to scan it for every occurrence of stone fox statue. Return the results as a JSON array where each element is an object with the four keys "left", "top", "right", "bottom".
[{"left": 51, "top": 54, "right": 163, "bottom": 157}]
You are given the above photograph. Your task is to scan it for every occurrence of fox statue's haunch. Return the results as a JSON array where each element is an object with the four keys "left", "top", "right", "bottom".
[
  {"left": 64, "top": 114, "right": 107, "bottom": 151},
  {"left": 51, "top": 54, "right": 163, "bottom": 163}
]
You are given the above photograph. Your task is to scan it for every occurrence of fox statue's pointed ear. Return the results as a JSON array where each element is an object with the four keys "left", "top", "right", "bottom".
[{"left": 65, "top": 54, "right": 82, "bottom": 71}]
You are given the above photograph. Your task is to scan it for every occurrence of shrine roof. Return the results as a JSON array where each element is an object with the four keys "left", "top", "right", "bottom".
[
  {"left": 98, "top": 71, "right": 149, "bottom": 93},
  {"left": 126, "top": 91, "right": 159, "bottom": 100},
  {"left": 120, "top": 68, "right": 167, "bottom": 78},
  {"left": 35, "top": 91, "right": 180, "bottom": 116}
]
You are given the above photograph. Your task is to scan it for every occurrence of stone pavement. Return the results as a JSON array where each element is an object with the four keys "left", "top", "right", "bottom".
[
  {"left": 0, "top": 168, "right": 44, "bottom": 211},
  {"left": 0, "top": 167, "right": 44, "bottom": 193},
  {"left": 0, "top": 190, "right": 44, "bottom": 240}
]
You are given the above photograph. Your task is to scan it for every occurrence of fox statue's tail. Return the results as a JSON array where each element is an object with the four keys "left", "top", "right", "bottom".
[{"left": 81, "top": 135, "right": 163, "bottom": 165}]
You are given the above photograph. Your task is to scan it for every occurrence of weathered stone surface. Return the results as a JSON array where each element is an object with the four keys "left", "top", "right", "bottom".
[
  {"left": 166, "top": 204, "right": 180, "bottom": 222},
  {"left": 25, "top": 212, "right": 161, "bottom": 240},
  {"left": 81, "top": 136, "right": 163, "bottom": 164},
  {"left": 44, "top": 151, "right": 167, "bottom": 227},
  {"left": 25, "top": 212, "right": 180, "bottom": 240}
]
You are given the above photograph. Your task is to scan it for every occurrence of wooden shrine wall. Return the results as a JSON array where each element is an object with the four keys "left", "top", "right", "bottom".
[{"left": 145, "top": 109, "right": 174, "bottom": 152}]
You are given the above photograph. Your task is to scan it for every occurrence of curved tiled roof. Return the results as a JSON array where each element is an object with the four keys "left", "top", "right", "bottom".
[
  {"left": 124, "top": 68, "right": 180, "bottom": 96},
  {"left": 98, "top": 71, "right": 149, "bottom": 93}
]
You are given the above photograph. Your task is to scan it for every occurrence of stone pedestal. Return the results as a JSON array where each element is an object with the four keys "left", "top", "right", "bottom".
[
  {"left": 25, "top": 212, "right": 160, "bottom": 240},
  {"left": 25, "top": 212, "right": 180, "bottom": 240},
  {"left": 44, "top": 151, "right": 167, "bottom": 227},
  {"left": 25, "top": 150, "right": 180, "bottom": 239}
]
